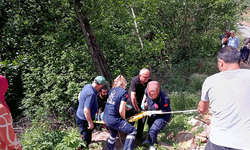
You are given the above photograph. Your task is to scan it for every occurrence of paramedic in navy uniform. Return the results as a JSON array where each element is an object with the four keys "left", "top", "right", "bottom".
[
  {"left": 142, "top": 81, "right": 171, "bottom": 150},
  {"left": 103, "top": 75, "right": 137, "bottom": 150}
]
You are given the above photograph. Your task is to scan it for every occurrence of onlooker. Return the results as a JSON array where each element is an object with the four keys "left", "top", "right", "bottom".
[
  {"left": 228, "top": 30, "right": 239, "bottom": 48},
  {"left": 76, "top": 76, "right": 108, "bottom": 148},
  {"left": 198, "top": 46, "right": 250, "bottom": 150},
  {"left": 219, "top": 30, "right": 229, "bottom": 40},
  {"left": 103, "top": 75, "right": 137, "bottom": 150},
  {"left": 141, "top": 81, "right": 171, "bottom": 150},
  {"left": 0, "top": 75, "right": 23, "bottom": 150},
  {"left": 240, "top": 37, "right": 250, "bottom": 63},
  {"left": 221, "top": 32, "right": 231, "bottom": 47},
  {"left": 126, "top": 68, "right": 152, "bottom": 140}
]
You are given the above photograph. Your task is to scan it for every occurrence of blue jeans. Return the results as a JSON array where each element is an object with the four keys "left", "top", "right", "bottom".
[
  {"left": 104, "top": 115, "right": 137, "bottom": 150},
  {"left": 205, "top": 140, "right": 241, "bottom": 150},
  {"left": 147, "top": 117, "right": 167, "bottom": 146},
  {"left": 75, "top": 115, "right": 93, "bottom": 147}
]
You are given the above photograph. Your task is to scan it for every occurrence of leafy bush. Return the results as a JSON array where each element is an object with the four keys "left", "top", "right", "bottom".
[
  {"left": 189, "top": 73, "right": 208, "bottom": 93},
  {"left": 168, "top": 91, "right": 200, "bottom": 111},
  {"left": 20, "top": 124, "right": 84, "bottom": 150}
]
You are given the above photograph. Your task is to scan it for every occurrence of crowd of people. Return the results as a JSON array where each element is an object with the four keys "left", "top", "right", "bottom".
[
  {"left": 220, "top": 29, "right": 250, "bottom": 64},
  {"left": 76, "top": 69, "right": 171, "bottom": 150},
  {"left": 75, "top": 44, "right": 250, "bottom": 150},
  {"left": 1, "top": 30, "right": 249, "bottom": 150}
]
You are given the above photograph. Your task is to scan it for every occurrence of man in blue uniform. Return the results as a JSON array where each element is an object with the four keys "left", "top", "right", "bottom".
[
  {"left": 103, "top": 75, "right": 137, "bottom": 150},
  {"left": 142, "top": 81, "right": 171, "bottom": 150},
  {"left": 76, "top": 76, "right": 108, "bottom": 148}
]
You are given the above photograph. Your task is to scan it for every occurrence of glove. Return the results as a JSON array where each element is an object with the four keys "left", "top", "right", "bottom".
[
  {"left": 141, "top": 100, "right": 145, "bottom": 110},
  {"left": 147, "top": 111, "right": 153, "bottom": 117}
]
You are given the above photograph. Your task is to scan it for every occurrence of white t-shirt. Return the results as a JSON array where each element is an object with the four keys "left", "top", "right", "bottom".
[{"left": 201, "top": 69, "right": 250, "bottom": 149}]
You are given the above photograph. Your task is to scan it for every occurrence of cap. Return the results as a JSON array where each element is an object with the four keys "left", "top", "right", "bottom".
[{"left": 94, "top": 76, "right": 108, "bottom": 85}]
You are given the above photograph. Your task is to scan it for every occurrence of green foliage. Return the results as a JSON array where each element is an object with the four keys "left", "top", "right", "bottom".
[
  {"left": 189, "top": 74, "right": 208, "bottom": 93},
  {"left": 21, "top": 125, "right": 85, "bottom": 150},
  {"left": 168, "top": 92, "right": 200, "bottom": 111}
]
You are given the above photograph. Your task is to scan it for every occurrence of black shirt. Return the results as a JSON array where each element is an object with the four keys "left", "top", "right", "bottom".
[{"left": 127, "top": 76, "right": 152, "bottom": 109}]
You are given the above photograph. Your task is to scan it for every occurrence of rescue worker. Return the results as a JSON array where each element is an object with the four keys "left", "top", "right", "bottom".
[
  {"left": 103, "top": 75, "right": 137, "bottom": 150},
  {"left": 141, "top": 81, "right": 171, "bottom": 150}
]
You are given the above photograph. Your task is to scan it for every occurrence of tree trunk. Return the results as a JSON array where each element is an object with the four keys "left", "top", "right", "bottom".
[{"left": 72, "top": 0, "right": 112, "bottom": 82}]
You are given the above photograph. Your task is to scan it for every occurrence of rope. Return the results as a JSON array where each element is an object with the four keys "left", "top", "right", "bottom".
[{"left": 161, "top": 109, "right": 198, "bottom": 114}]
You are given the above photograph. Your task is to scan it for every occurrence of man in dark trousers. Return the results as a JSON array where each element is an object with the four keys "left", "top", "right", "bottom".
[
  {"left": 76, "top": 76, "right": 108, "bottom": 148},
  {"left": 126, "top": 68, "right": 152, "bottom": 140}
]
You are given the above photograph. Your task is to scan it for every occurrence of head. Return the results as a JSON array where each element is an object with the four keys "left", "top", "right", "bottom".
[
  {"left": 217, "top": 46, "right": 240, "bottom": 71},
  {"left": 139, "top": 68, "right": 150, "bottom": 84},
  {"left": 230, "top": 30, "right": 235, "bottom": 38},
  {"left": 99, "top": 85, "right": 108, "bottom": 99},
  {"left": 93, "top": 76, "right": 108, "bottom": 91},
  {"left": 112, "top": 75, "right": 127, "bottom": 89},
  {"left": 147, "top": 81, "right": 160, "bottom": 100}
]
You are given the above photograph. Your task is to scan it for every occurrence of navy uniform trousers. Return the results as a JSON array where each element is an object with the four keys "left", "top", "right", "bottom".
[
  {"left": 104, "top": 115, "right": 137, "bottom": 150},
  {"left": 147, "top": 117, "right": 167, "bottom": 146}
]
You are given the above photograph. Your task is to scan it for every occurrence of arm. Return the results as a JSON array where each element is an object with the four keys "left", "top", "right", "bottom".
[
  {"left": 84, "top": 107, "right": 94, "bottom": 129},
  {"left": 119, "top": 101, "right": 126, "bottom": 120},
  {"left": 198, "top": 99, "right": 209, "bottom": 114},
  {"left": 131, "top": 91, "right": 140, "bottom": 111}
]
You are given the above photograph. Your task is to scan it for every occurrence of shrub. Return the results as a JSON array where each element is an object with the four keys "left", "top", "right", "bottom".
[
  {"left": 169, "top": 91, "right": 200, "bottom": 111},
  {"left": 189, "top": 73, "right": 208, "bottom": 93},
  {"left": 20, "top": 124, "right": 84, "bottom": 150}
]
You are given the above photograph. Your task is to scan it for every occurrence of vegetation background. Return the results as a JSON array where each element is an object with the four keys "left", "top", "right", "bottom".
[{"left": 0, "top": 0, "right": 249, "bottom": 149}]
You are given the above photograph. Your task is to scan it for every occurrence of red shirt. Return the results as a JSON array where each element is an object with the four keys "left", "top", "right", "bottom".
[{"left": 0, "top": 104, "right": 22, "bottom": 150}]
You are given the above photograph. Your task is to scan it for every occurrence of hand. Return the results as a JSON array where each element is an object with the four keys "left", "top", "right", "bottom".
[{"left": 87, "top": 121, "right": 94, "bottom": 129}]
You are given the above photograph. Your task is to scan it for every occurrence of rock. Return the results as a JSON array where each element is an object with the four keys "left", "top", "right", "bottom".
[
  {"left": 175, "top": 132, "right": 197, "bottom": 149},
  {"left": 188, "top": 118, "right": 205, "bottom": 126},
  {"left": 198, "top": 126, "right": 210, "bottom": 138}
]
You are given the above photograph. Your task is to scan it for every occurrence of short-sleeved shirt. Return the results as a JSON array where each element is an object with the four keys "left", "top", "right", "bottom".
[
  {"left": 76, "top": 84, "right": 98, "bottom": 120},
  {"left": 146, "top": 89, "right": 171, "bottom": 122},
  {"left": 201, "top": 69, "right": 250, "bottom": 149},
  {"left": 127, "top": 76, "right": 152, "bottom": 109},
  {"left": 104, "top": 87, "right": 129, "bottom": 118},
  {"left": 228, "top": 36, "right": 239, "bottom": 48}
]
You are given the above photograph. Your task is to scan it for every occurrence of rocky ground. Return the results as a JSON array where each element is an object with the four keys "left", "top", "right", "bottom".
[{"left": 88, "top": 113, "right": 211, "bottom": 150}]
